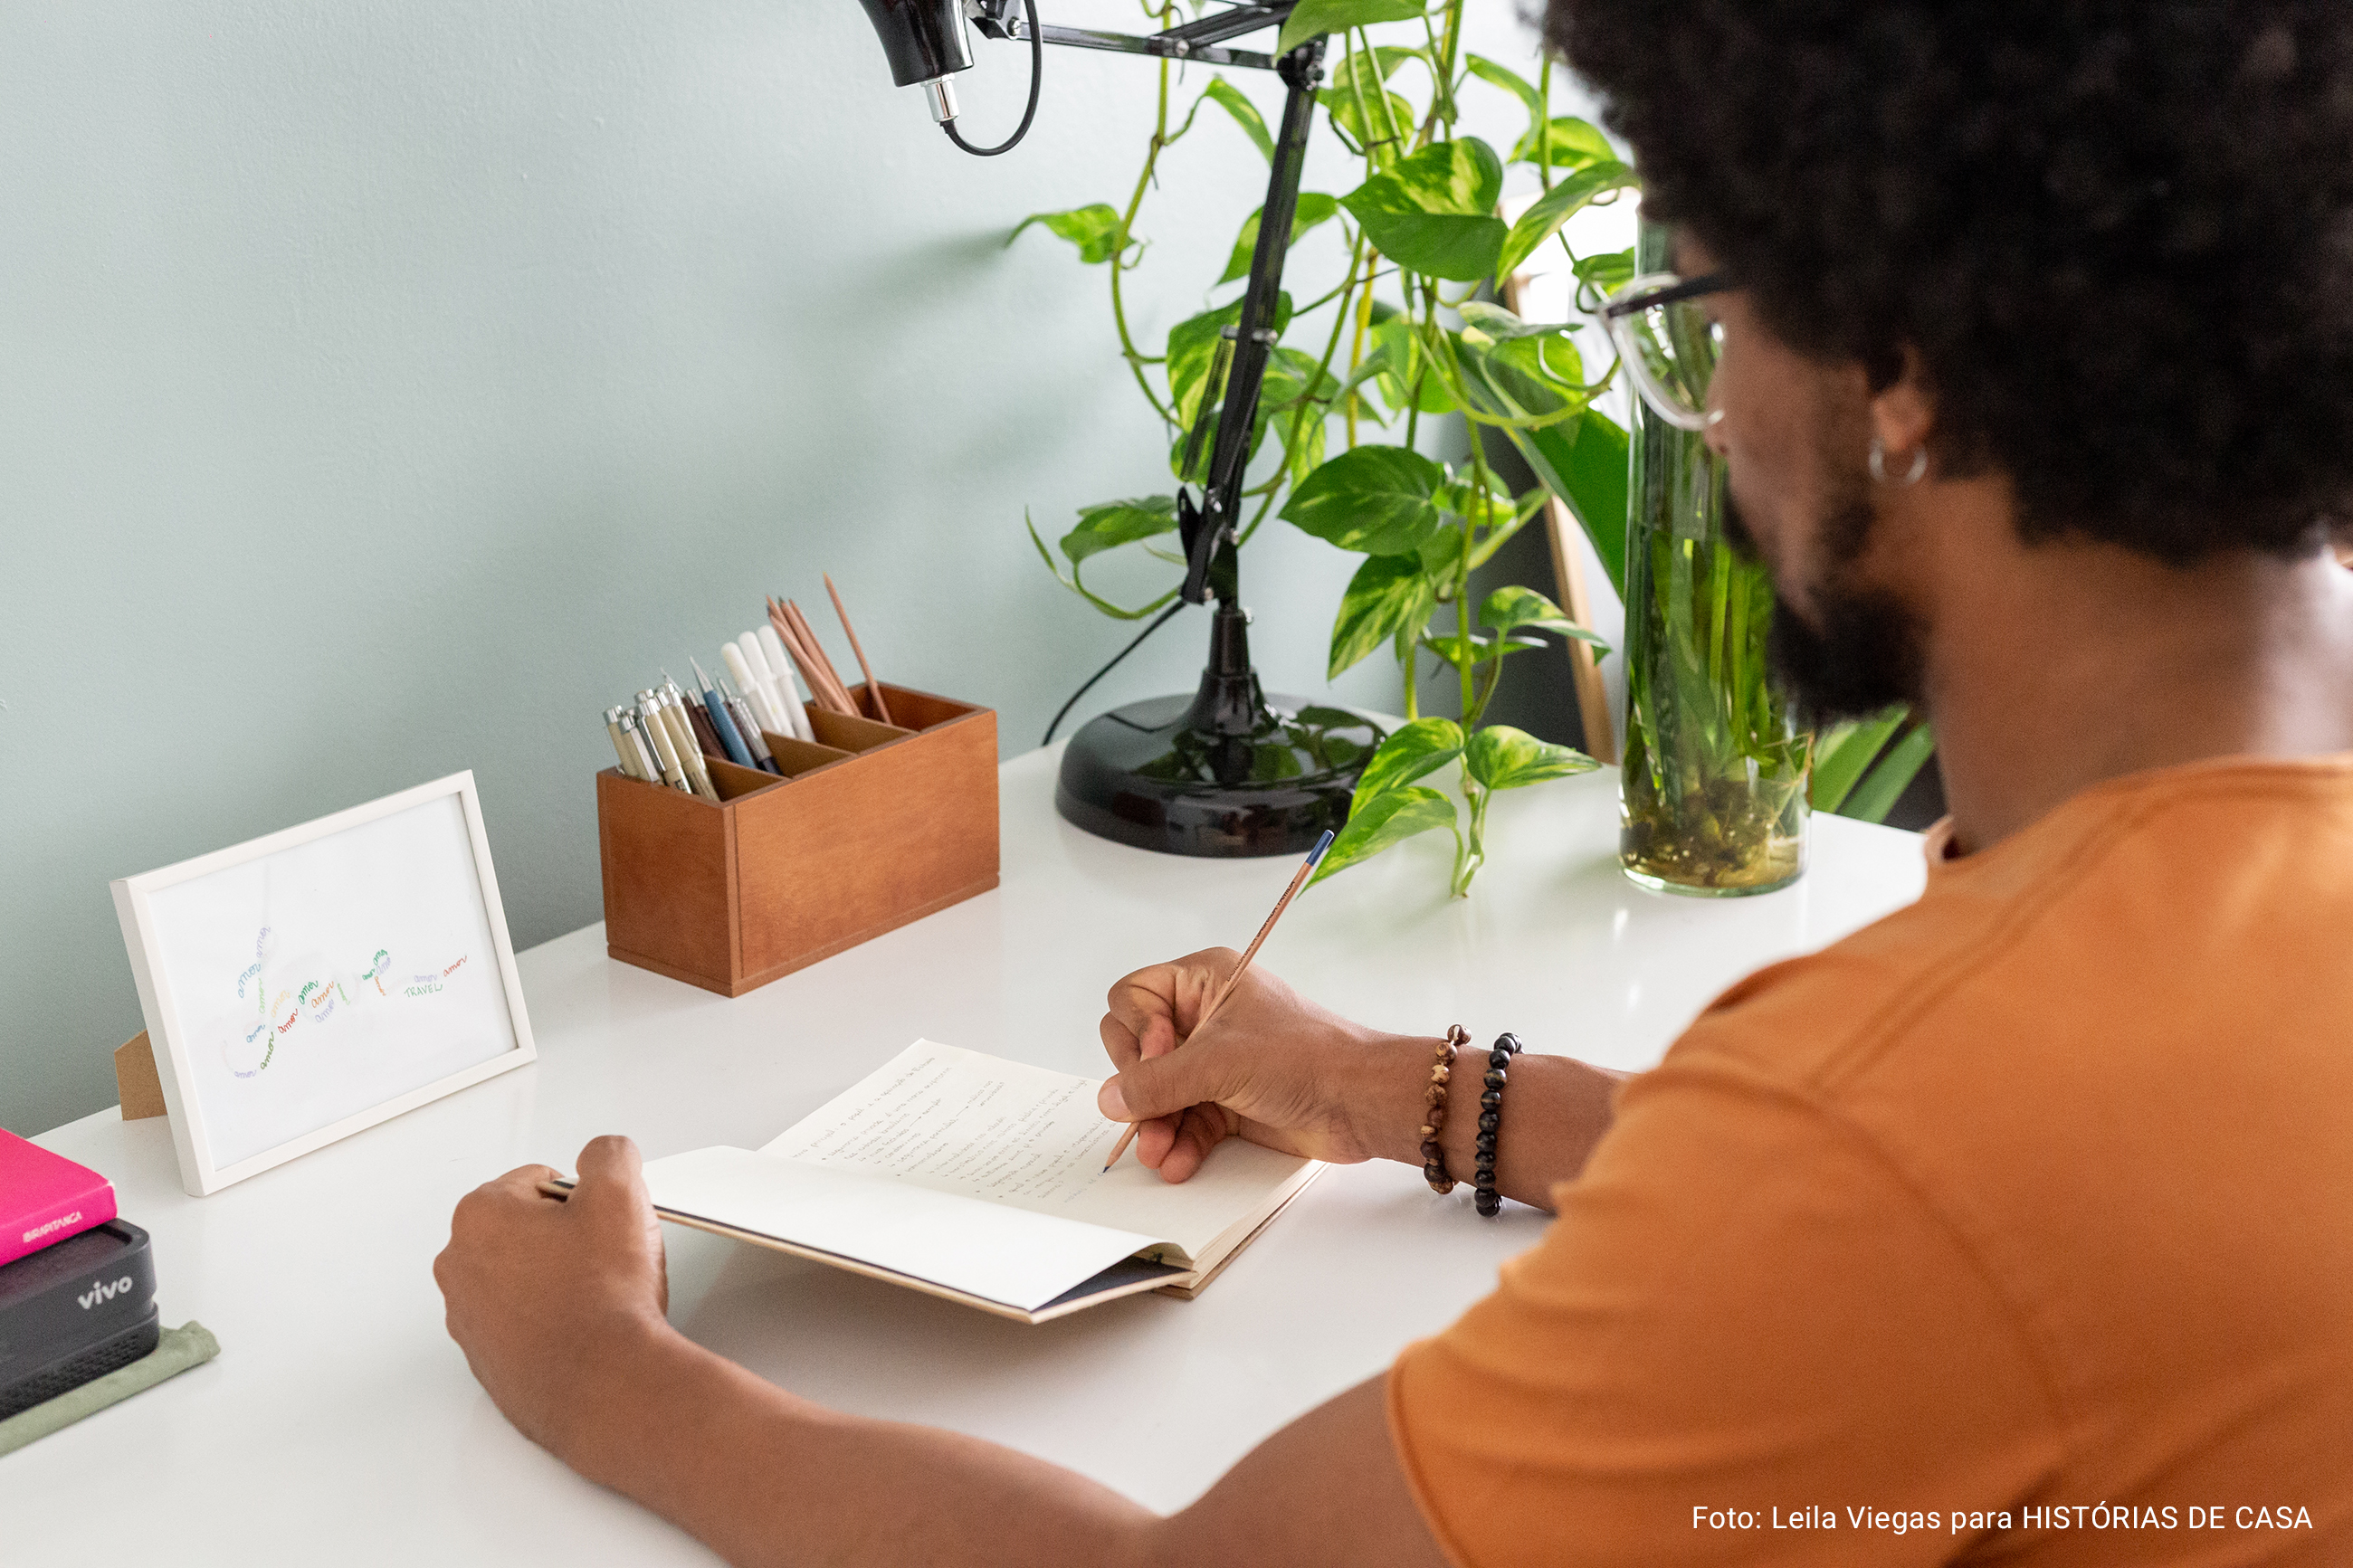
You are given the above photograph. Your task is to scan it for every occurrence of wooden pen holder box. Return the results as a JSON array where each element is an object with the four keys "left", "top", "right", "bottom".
[{"left": 596, "top": 684, "right": 999, "bottom": 996}]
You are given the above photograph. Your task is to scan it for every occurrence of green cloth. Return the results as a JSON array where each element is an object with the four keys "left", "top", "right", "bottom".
[{"left": 0, "top": 1321, "right": 219, "bottom": 1457}]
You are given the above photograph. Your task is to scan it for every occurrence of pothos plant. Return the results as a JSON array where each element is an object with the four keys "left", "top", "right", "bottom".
[{"left": 1018, "top": 0, "right": 1642, "bottom": 898}]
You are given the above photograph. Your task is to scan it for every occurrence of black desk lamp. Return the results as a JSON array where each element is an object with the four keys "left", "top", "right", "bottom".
[{"left": 853, "top": 0, "right": 1384, "bottom": 857}]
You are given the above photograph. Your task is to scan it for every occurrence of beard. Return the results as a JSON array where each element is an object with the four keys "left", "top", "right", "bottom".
[{"left": 1723, "top": 465, "right": 1925, "bottom": 726}]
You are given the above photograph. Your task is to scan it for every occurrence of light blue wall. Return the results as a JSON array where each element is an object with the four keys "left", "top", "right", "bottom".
[{"left": 0, "top": 1, "right": 1586, "bottom": 1135}]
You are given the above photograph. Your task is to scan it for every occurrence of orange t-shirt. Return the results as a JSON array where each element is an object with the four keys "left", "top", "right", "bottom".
[{"left": 1390, "top": 755, "right": 2353, "bottom": 1564}]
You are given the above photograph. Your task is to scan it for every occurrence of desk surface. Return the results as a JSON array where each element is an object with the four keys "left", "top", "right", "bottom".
[{"left": 12, "top": 748, "right": 1925, "bottom": 1563}]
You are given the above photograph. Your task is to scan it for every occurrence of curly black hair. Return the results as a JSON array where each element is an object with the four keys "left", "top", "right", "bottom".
[{"left": 1548, "top": 2, "right": 2353, "bottom": 563}]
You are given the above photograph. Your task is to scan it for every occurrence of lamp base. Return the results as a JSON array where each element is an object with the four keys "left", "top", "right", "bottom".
[{"left": 1054, "top": 691, "right": 1386, "bottom": 857}]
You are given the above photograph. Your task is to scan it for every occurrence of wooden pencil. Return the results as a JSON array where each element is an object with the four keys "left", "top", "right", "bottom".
[
  {"left": 770, "top": 598, "right": 828, "bottom": 705},
  {"left": 824, "top": 573, "right": 893, "bottom": 726},
  {"left": 1102, "top": 829, "right": 1338, "bottom": 1173},
  {"left": 786, "top": 599, "right": 859, "bottom": 715},
  {"left": 768, "top": 599, "right": 853, "bottom": 717},
  {"left": 764, "top": 600, "right": 815, "bottom": 710}
]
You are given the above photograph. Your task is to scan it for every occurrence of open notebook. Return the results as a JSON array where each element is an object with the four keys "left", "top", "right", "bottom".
[{"left": 568, "top": 1041, "right": 1320, "bottom": 1324}]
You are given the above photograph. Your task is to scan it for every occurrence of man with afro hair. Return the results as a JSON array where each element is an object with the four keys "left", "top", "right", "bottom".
[{"left": 435, "top": 6, "right": 2353, "bottom": 1563}]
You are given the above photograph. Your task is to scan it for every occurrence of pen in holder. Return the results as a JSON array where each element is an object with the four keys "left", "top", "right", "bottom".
[{"left": 595, "top": 684, "right": 999, "bottom": 996}]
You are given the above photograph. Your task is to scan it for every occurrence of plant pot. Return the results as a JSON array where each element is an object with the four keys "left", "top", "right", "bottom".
[{"left": 1616, "top": 224, "right": 1811, "bottom": 896}]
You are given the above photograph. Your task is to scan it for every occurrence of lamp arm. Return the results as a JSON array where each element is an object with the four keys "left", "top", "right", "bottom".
[
  {"left": 1179, "top": 33, "right": 1326, "bottom": 606},
  {"left": 979, "top": 0, "right": 1296, "bottom": 71}
]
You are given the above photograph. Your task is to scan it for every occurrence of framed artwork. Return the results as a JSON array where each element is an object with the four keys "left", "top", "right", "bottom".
[{"left": 110, "top": 772, "right": 535, "bottom": 1196}]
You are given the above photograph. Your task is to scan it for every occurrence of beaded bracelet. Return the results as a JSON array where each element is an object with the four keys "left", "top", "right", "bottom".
[
  {"left": 1419, "top": 1025, "right": 1469, "bottom": 1193},
  {"left": 1473, "top": 1032, "right": 1523, "bottom": 1218}
]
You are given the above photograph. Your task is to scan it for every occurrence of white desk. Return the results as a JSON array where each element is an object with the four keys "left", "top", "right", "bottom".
[{"left": 10, "top": 748, "right": 1925, "bottom": 1563}]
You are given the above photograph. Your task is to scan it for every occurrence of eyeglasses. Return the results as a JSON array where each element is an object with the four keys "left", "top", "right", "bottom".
[{"left": 1600, "top": 271, "right": 1731, "bottom": 432}]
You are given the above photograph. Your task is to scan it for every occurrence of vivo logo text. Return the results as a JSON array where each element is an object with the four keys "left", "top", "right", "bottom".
[{"left": 78, "top": 1276, "right": 134, "bottom": 1310}]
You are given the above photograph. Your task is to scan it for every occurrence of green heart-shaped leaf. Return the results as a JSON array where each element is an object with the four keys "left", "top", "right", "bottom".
[
  {"left": 1279, "top": 0, "right": 1425, "bottom": 56},
  {"left": 1456, "top": 301, "right": 1575, "bottom": 344},
  {"left": 1424, "top": 632, "right": 1543, "bottom": 672},
  {"left": 1327, "top": 554, "right": 1439, "bottom": 678},
  {"left": 1009, "top": 204, "right": 1124, "bottom": 265},
  {"left": 1340, "top": 139, "right": 1509, "bottom": 281},
  {"left": 1218, "top": 193, "right": 1341, "bottom": 285},
  {"left": 1478, "top": 582, "right": 1610, "bottom": 650},
  {"left": 1496, "top": 159, "right": 1637, "bottom": 281},
  {"left": 1352, "top": 717, "right": 1464, "bottom": 800},
  {"left": 1502, "top": 330, "right": 1587, "bottom": 391},
  {"left": 1281, "top": 445, "right": 1450, "bottom": 556},
  {"left": 1309, "top": 784, "right": 1456, "bottom": 886},
  {"left": 1060, "top": 497, "right": 1179, "bottom": 564},
  {"left": 1510, "top": 116, "right": 1616, "bottom": 171},
  {"left": 1201, "top": 78, "right": 1273, "bottom": 162},
  {"left": 1416, "top": 526, "right": 1462, "bottom": 576},
  {"left": 1464, "top": 725, "right": 1597, "bottom": 791},
  {"left": 1479, "top": 584, "right": 1570, "bottom": 632},
  {"left": 1457, "top": 331, "right": 1591, "bottom": 439},
  {"left": 1574, "top": 247, "right": 1637, "bottom": 299},
  {"left": 1463, "top": 54, "right": 1539, "bottom": 118},
  {"left": 1167, "top": 293, "right": 1294, "bottom": 427},
  {"left": 1319, "top": 86, "right": 1417, "bottom": 166}
]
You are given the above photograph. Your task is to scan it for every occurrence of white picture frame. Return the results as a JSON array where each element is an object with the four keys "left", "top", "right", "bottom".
[{"left": 110, "top": 771, "right": 536, "bottom": 1196}]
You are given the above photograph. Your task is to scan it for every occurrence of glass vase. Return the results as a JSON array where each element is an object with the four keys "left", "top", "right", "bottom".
[{"left": 1616, "top": 226, "right": 1811, "bottom": 896}]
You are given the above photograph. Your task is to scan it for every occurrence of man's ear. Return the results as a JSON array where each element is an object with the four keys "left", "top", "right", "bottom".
[{"left": 1868, "top": 347, "right": 1935, "bottom": 461}]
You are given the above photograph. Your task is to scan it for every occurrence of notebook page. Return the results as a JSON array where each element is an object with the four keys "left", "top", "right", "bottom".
[
  {"left": 640, "top": 1146, "right": 1158, "bottom": 1314},
  {"left": 759, "top": 1040, "right": 1311, "bottom": 1262}
]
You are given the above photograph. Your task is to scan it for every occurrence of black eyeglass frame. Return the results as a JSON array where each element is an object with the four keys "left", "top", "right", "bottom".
[{"left": 1599, "top": 271, "right": 1735, "bottom": 321}]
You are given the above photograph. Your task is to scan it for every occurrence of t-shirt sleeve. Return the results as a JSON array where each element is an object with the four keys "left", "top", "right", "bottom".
[{"left": 1387, "top": 1057, "right": 2059, "bottom": 1567}]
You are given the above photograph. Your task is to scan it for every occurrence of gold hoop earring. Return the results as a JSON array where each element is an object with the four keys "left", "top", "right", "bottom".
[{"left": 1869, "top": 435, "right": 1928, "bottom": 486}]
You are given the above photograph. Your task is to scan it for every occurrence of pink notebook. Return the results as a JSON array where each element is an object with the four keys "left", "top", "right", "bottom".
[{"left": 0, "top": 1129, "right": 117, "bottom": 1268}]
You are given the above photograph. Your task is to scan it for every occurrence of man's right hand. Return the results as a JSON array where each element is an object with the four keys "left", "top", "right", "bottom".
[{"left": 1097, "top": 949, "right": 1434, "bottom": 1183}]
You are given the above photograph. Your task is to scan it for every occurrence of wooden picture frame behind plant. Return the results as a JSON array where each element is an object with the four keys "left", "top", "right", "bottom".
[{"left": 1016, "top": 0, "right": 1929, "bottom": 895}]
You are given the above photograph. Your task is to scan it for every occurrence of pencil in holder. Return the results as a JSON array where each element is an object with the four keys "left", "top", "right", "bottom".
[{"left": 595, "top": 684, "right": 999, "bottom": 996}]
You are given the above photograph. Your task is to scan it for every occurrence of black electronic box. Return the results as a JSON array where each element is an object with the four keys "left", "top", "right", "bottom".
[{"left": 0, "top": 1220, "right": 158, "bottom": 1419}]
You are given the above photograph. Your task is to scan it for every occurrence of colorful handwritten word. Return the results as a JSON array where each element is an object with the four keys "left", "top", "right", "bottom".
[{"left": 220, "top": 926, "right": 469, "bottom": 1079}]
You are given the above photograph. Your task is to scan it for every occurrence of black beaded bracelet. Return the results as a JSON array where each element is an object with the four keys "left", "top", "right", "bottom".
[{"left": 1473, "top": 1032, "right": 1523, "bottom": 1218}]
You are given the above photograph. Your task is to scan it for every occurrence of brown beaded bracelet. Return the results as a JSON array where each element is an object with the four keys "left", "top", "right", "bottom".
[
  {"left": 1420, "top": 1025, "right": 1470, "bottom": 1193},
  {"left": 1473, "top": 1032, "right": 1524, "bottom": 1217}
]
